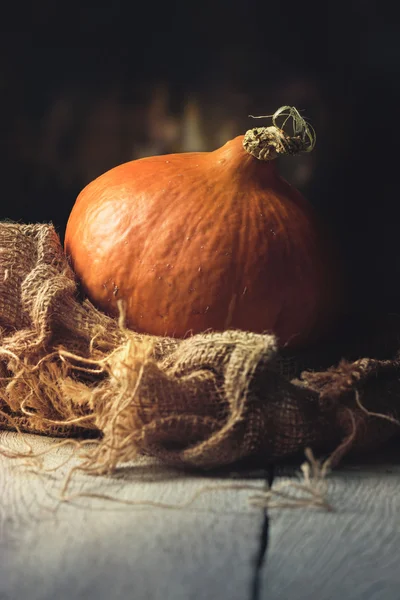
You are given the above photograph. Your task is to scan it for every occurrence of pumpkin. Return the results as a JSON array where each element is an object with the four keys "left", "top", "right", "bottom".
[{"left": 65, "top": 106, "right": 342, "bottom": 349}]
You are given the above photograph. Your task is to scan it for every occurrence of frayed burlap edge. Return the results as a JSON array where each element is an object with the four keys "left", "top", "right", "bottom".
[{"left": 1, "top": 222, "right": 400, "bottom": 478}]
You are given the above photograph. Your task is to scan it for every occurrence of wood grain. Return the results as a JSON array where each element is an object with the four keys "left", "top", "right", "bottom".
[
  {"left": 0, "top": 432, "right": 265, "bottom": 600},
  {"left": 263, "top": 464, "right": 400, "bottom": 599},
  {"left": 3, "top": 430, "right": 400, "bottom": 600}
]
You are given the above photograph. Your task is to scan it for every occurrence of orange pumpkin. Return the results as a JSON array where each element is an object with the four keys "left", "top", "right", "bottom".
[{"left": 65, "top": 107, "right": 342, "bottom": 348}]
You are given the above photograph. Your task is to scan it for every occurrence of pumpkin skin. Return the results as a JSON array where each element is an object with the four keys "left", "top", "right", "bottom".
[{"left": 64, "top": 134, "right": 340, "bottom": 348}]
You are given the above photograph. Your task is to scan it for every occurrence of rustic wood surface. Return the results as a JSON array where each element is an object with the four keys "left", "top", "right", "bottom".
[
  {"left": 0, "top": 432, "right": 266, "bottom": 600},
  {"left": 1, "top": 431, "right": 400, "bottom": 600},
  {"left": 264, "top": 461, "right": 400, "bottom": 600}
]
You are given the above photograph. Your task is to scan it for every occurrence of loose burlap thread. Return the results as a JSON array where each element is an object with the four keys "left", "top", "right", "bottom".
[{"left": 1, "top": 222, "right": 400, "bottom": 473}]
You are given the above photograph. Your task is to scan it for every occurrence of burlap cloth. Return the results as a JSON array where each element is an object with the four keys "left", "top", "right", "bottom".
[{"left": 1, "top": 222, "right": 399, "bottom": 472}]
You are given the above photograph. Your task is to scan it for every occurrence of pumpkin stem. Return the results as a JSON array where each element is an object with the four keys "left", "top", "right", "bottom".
[{"left": 243, "top": 105, "right": 316, "bottom": 161}]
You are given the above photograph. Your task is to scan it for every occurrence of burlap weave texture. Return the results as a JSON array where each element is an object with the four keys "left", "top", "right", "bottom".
[{"left": 1, "top": 223, "right": 399, "bottom": 471}]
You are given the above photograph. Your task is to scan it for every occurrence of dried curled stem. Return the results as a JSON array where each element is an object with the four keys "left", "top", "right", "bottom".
[{"left": 243, "top": 105, "right": 316, "bottom": 161}]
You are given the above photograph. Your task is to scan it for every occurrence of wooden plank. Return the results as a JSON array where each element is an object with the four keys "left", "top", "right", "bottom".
[
  {"left": 0, "top": 431, "right": 266, "bottom": 600},
  {"left": 262, "top": 464, "right": 400, "bottom": 600}
]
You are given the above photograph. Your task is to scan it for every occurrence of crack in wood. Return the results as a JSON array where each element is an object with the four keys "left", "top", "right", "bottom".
[{"left": 250, "top": 465, "right": 274, "bottom": 600}]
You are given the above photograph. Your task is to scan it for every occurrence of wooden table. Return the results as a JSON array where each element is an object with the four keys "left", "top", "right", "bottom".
[{"left": 1, "top": 431, "right": 400, "bottom": 600}]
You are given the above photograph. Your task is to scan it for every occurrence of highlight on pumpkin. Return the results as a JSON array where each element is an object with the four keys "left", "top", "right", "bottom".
[{"left": 64, "top": 104, "right": 342, "bottom": 349}]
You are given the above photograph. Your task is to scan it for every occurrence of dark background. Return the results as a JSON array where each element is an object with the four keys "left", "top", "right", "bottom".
[{"left": 1, "top": 0, "right": 398, "bottom": 315}]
